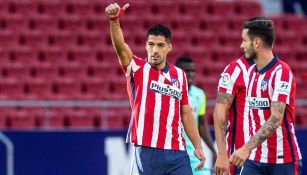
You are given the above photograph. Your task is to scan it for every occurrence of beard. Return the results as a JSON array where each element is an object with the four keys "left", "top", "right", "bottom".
[
  {"left": 148, "top": 55, "right": 165, "bottom": 66},
  {"left": 245, "top": 44, "right": 257, "bottom": 61}
]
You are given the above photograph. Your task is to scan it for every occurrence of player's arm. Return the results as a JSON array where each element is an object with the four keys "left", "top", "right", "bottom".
[
  {"left": 105, "top": 3, "right": 132, "bottom": 66},
  {"left": 198, "top": 96, "right": 217, "bottom": 163},
  {"left": 181, "top": 104, "right": 205, "bottom": 170},
  {"left": 229, "top": 101, "right": 285, "bottom": 166},
  {"left": 214, "top": 92, "right": 234, "bottom": 175}
]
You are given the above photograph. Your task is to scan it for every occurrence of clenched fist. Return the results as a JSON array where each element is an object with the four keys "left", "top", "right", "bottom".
[{"left": 105, "top": 3, "right": 129, "bottom": 21}]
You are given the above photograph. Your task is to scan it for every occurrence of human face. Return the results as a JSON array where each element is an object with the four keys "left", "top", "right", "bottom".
[
  {"left": 180, "top": 62, "right": 195, "bottom": 86},
  {"left": 146, "top": 35, "right": 172, "bottom": 70},
  {"left": 241, "top": 29, "right": 257, "bottom": 61}
]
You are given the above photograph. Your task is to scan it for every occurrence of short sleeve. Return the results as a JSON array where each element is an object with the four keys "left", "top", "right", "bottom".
[
  {"left": 271, "top": 68, "right": 294, "bottom": 104},
  {"left": 121, "top": 55, "right": 145, "bottom": 77},
  {"left": 198, "top": 95, "right": 206, "bottom": 117},
  {"left": 180, "top": 72, "right": 189, "bottom": 105},
  {"left": 217, "top": 63, "right": 241, "bottom": 95}
]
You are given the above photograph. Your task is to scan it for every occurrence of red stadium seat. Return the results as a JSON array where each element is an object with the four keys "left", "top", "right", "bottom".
[
  {"left": 0, "top": 14, "right": 29, "bottom": 32},
  {"left": 198, "top": 16, "right": 228, "bottom": 32},
  {"left": 80, "top": 78, "right": 111, "bottom": 100},
  {"left": 29, "top": 63, "right": 58, "bottom": 79},
  {"left": 37, "top": 47, "right": 67, "bottom": 65},
  {"left": 6, "top": 1, "right": 37, "bottom": 16},
  {"left": 0, "top": 63, "right": 29, "bottom": 79},
  {"left": 28, "top": 15, "right": 58, "bottom": 32},
  {"left": 51, "top": 78, "right": 81, "bottom": 100},
  {"left": 0, "top": 78, "right": 24, "bottom": 100},
  {"left": 48, "top": 31, "right": 77, "bottom": 48},
  {"left": 46, "top": 108, "right": 66, "bottom": 129},
  {"left": 23, "top": 78, "right": 52, "bottom": 100},
  {"left": 66, "top": 109, "right": 96, "bottom": 129},
  {"left": 36, "top": 0, "right": 65, "bottom": 17},
  {"left": 109, "top": 77, "right": 128, "bottom": 100},
  {"left": 85, "top": 16, "right": 108, "bottom": 33},
  {"left": 18, "top": 31, "right": 48, "bottom": 48},
  {"left": 233, "top": 1, "right": 262, "bottom": 17},
  {"left": 7, "top": 111, "right": 37, "bottom": 129},
  {"left": 9, "top": 47, "right": 37, "bottom": 64},
  {"left": 58, "top": 15, "right": 87, "bottom": 33},
  {"left": 0, "top": 31, "right": 19, "bottom": 48},
  {"left": 77, "top": 31, "right": 105, "bottom": 48},
  {"left": 203, "top": 1, "right": 236, "bottom": 17},
  {"left": 63, "top": 1, "right": 94, "bottom": 16}
]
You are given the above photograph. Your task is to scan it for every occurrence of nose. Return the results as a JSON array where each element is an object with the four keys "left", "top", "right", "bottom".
[
  {"left": 240, "top": 43, "right": 244, "bottom": 50},
  {"left": 152, "top": 45, "right": 158, "bottom": 53}
]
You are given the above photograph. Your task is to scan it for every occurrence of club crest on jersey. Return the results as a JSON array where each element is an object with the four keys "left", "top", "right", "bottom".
[
  {"left": 261, "top": 79, "right": 269, "bottom": 91},
  {"left": 150, "top": 80, "right": 181, "bottom": 99},
  {"left": 171, "top": 77, "right": 180, "bottom": 88}
]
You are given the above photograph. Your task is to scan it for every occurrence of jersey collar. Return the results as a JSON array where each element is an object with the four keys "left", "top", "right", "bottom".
[
  {"left": 161, "top": 61, "right": 170, "bottom": 73},
  {"left": 255, "top": 56, "right": 279, "bottom": 74}
]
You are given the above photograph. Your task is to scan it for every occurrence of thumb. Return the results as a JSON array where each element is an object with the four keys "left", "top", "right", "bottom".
[{"left": 122, "top": 3, "right": 129, "bottom": 11}]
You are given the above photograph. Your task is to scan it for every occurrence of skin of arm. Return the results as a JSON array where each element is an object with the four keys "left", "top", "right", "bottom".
[
  {"left": 181, "top": 104, "right": 205, "bottom": 170},
  {"left": 105, "top": 3, "right": 132, "bottom": 66},
  {"left": 229, "top": 101, "right": 286, "bottom": 166},
  {"left": 214, "top": 92, "right": 235, "bottom": 175}
]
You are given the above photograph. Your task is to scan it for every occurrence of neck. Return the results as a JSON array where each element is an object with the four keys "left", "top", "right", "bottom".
[
  {"left": 151, "top": 62, "right": 167, "bottom": 71},
  {"left": 254, "top": 49, "right": 274, "bottom": 70}
]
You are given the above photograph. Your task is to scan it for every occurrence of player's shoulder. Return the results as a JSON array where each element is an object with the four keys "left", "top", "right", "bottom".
[
  {"left": 132, "top": 55, "right": 146, "bottom": 63},
  {"left": 172, "top": 64, "right": 185, "bottom": 74},
  {"left": 277, "top": 59, "right": 293, "bottom": 71}
]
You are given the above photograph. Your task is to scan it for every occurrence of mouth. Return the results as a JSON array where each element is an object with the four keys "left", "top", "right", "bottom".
[{"left": 151, "top": 55, "right": 160, "bottom": 59}]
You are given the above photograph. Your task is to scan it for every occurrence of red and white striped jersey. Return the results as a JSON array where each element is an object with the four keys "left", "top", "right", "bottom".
[
  {"left": 246, "top": 56, "right": 302, "bottom": 163},
  {"left": 122, "top": 55, "right": 189, "bottom": 151},
  {"left": 217, "top": 57, "right": 254, "bottom": 156}
]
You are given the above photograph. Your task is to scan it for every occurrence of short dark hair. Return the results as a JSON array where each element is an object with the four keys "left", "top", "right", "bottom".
[
  {"left": 175, "top": 55, "right": 194, "bottom": 67},
  {"left": 147, "top": 24, "right": 172, "bottom": 43},
  {"left": 242, "top": 17, "right": 275, "bottom": 48}
]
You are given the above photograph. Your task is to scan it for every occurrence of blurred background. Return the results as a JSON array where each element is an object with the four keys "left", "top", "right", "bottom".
[{"left": 0, "top": 0, "right": 306, "bottom": 175}]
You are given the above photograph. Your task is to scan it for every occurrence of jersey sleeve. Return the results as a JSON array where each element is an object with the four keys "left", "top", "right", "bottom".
[
  {"left": 198, "top": 95, "right": 206, "bottom": 117},
  {"left": 121, "top": 55, "right": 145, "bottom": 77},
  {"left": 180, "top": 71, "right": 189, "bottom": 105},
  {"left": 271, "top": 68, "right": 294, "bottom": 104},
  {"left": 217, "top": 62, "right": 241, "bottom": 95}
]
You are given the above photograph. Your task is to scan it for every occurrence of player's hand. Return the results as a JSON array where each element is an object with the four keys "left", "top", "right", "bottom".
[
  {"left": 215, "top": 152, "right": 230, "bottom": 175},
  {"left": 194, "top": 148, "right": 206, "bottom": 170},
  {"left": 105, "top": 3, "right": 129, "bottom": 20},
  {"left": 229, "top": 145, "right": 250, "bottom": 167}
]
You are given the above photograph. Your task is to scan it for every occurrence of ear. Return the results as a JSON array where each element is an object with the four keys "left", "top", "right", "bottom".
[
  {"left": 254, "top": 37, "right": 261, "bottom": 48},
  {"left": 168, "top": 43, "right": 172, "bottom": 51}
]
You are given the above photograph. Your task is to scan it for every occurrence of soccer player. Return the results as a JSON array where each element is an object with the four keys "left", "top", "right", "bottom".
[
  {"left": 105, "top": 3, "right": 205, "bottom": 175},
  {"left": 214, "top": 48, "right": 254, "bottom": 175},
  {"left": 176, "top": 56, "right": 217, "bottom": 175},
  {"left": 229, "top": 17, "right": 302, "bottom": 175}
]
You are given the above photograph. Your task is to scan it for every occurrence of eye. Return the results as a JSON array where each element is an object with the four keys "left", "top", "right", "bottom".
[{"left": 158, "top": 43, "right": 165, "bottom": 47}]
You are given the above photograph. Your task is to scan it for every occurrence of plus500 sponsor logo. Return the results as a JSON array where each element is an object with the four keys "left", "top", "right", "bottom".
[
  {"left": 248, "top": 97, "right": 270, "bottom": 109},
  {"left": 150, "top": 80, "right": 181, "bottom": 99}
]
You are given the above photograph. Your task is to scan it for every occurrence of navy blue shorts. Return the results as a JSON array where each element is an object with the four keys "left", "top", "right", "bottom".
[
  {"left": 230, "top": 165, "right": 242, "bottom": 175},
  {"left": 241, "top": 159, "right": 302, "bottom": 175},
  {"left": 134, "top": 145, "right": 193, "bottom": 175}
]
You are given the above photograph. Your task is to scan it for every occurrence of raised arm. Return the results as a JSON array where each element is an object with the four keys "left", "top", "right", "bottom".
[
  {"left": 229, "top": 101, "right": 285, "bottom": 166},
  {"left": 105, "top": 3, "right": 133, "bottom": 66},
  {"left": 214, "top": 92, "right": 234, "bottom": 175},
  {"left": 181, "top": 104, "right": 205, "bottom": 170}
]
